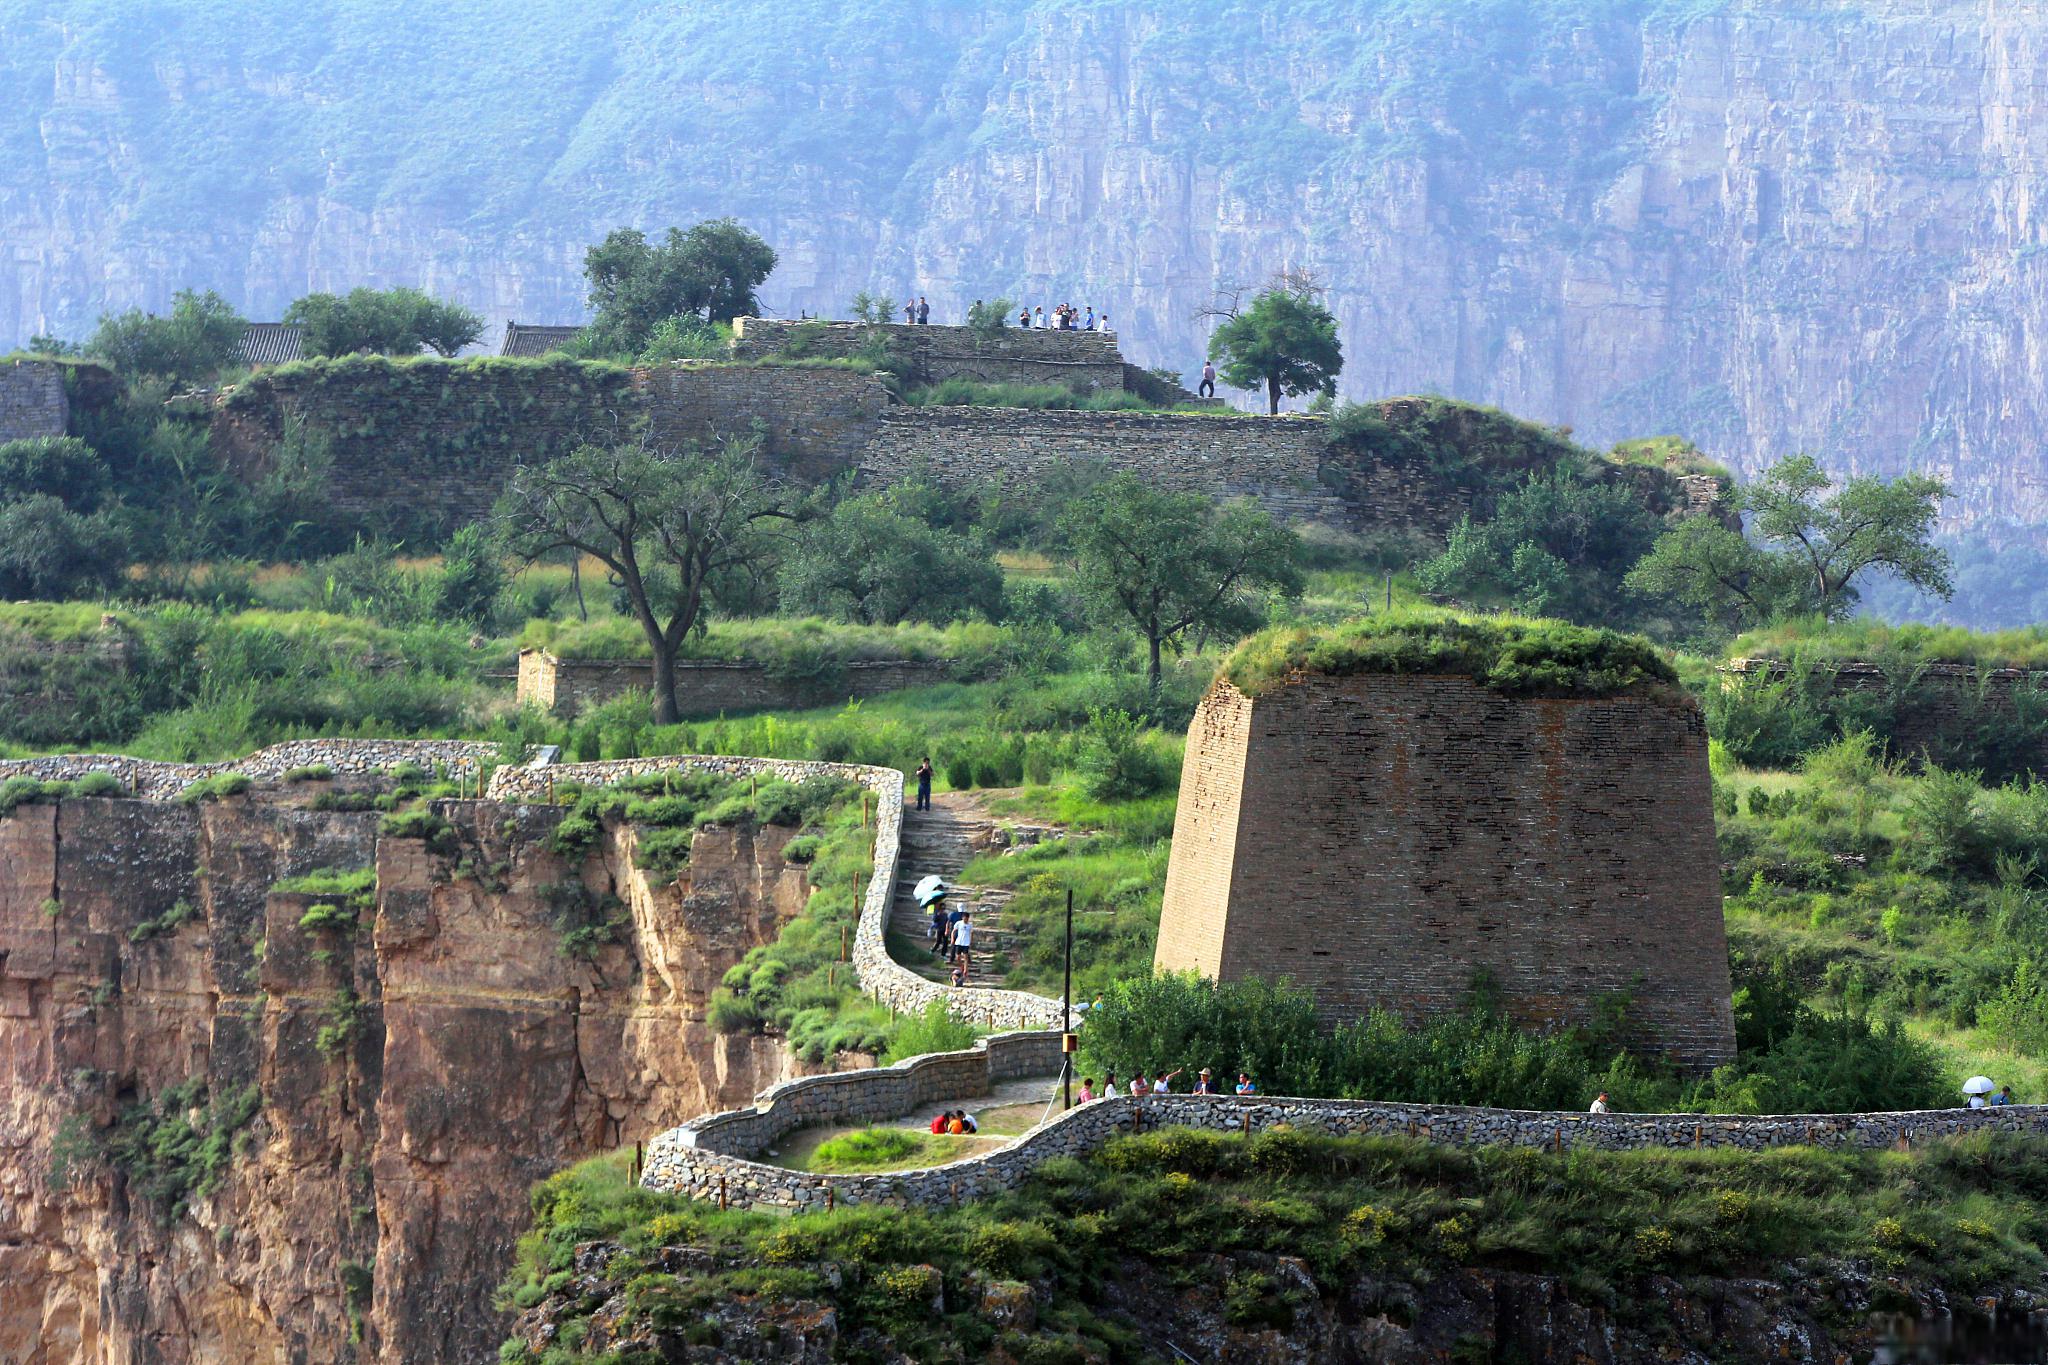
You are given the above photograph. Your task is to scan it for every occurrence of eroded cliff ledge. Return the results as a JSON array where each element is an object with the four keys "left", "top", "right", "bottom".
[{"left": 0, "top": 775, "right": 832, "bottom": 1363}]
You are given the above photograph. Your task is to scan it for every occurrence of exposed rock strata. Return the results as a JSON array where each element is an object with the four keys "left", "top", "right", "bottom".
[{"left": 0, "top": 785, "right": 832, "bottom": 1363}]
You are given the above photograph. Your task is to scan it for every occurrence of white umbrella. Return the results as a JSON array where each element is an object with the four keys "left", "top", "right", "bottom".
[
  {"left": 914, "top": 875, "right": 949, "bottom": 907},
  {"left": 1962, "top": 1075, "right": 1997, "bottom": 1096}
]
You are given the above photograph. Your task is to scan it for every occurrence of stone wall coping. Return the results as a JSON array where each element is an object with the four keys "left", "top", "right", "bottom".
[
  {"left": 879, "top": 406, "right": 1322, "bottom": 432},
  {"left": 0, "top": 739, "right": 499, "bottom": 802},
  {"left": 642, "top": 1085, "right": 2048, "bottom": 1212},
  {"left": 1726, "top": 656, "right": 2048, "bottom": 681}
]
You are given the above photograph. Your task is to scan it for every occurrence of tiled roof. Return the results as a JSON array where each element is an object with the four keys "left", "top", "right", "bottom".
[
  {"left": 501, "top": 322, "right": 584, "bottom": 358},
  {"left": 240, "top": 323, "right": 305, "bottom": 366}
]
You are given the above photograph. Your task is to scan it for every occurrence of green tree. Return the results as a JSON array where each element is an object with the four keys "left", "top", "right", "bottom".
[
  {"left": 0, "top": 495, "right": 123, "bottom": 599},
  {"left": 86, "top": 289, "right": 246, "bottom": 386},
  {"left": 285, "top": 287, "right": 483, "bottom": 357},
  {"left": 848, "top": 291, "right": 896, "bottom": 326},
  {"left": 433, "top": 524, "right": 506, "bottom": 628},
  {"left": 1627, "top": 455, "right": 1953, "bottom": 630},
  {"left": 1060, "top": 474, "right": 1303, "bottom": 692},
  {"left": 1205, "top": 279, "right": 1342, "bottom": 415},
  {"left": 777, "top": 493, "right": 1002, "bottom": 625},
  {"left": 583, "top": 219, "right": 777, "bottom": 353},
  {"left": 494, "top": 436, "right": 792, "bottom": 723},
  {"left": 1416, "top": 468, "right": 1662, "bottom": 624},
  {"left": 965, "top": 297, "right": 1014, "bottom": 339},
  {"left": 0, "top": 437, "right": 112, "bottom": 511}
]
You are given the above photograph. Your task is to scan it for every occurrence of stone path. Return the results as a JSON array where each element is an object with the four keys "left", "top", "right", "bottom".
[{"left": 889, "top": 790, "right": 1022, "bottom": 983}]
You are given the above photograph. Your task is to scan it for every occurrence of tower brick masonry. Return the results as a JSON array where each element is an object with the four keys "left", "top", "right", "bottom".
[{"left": 1157, "top": 672, "right": 1736, "bottom": 1069}]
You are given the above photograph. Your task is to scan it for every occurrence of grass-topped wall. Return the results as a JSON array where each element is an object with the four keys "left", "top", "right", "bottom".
[{"left": 1220, "top": 608, "right": 1678, "bottom": 699}]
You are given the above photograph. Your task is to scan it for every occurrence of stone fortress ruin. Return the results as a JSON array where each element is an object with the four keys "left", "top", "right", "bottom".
[{"left": 1155, "top": 630, "right": 1738, "bottom": 1070}]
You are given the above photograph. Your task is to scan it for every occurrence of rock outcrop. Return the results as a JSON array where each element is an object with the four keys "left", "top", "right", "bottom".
[{"left": 0, "top": 782, "right": 832, "bottom": 1363}]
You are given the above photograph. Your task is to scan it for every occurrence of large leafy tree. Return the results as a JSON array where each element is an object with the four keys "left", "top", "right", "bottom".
[
  {"left": 777, "top": 492, "right": 1003, "bottom": 625},
  {"left": 1206, "top": 278, "right": 1342, "bottom": 414},
  {"left": 494, "top": 436, "right": 792, "bottom": 723},
  {"left": 583, "top": 219, "right": 777, "bottom": 354},
  {"left": 1060, "top": 474, "right": 1303, "bottom": 692},
  {"left": 1417, "top": 469, "right": 1663, "bottom": 625},
  {"left": 86, "top": 289, "right": 246, "bottom": 386},
  {"left": 1627, "top": 455, "right": 1952, "bottom": 630},
  {"left": 285, "top": 287, "right": 484, "bottom": 357}
]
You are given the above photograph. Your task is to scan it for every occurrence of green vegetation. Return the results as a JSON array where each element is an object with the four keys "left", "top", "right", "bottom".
[
  {"left": 1205, "top": 275, "right": 1343, "bottom": 414},
  {"left": 777, "top": 491, "right": 1003, "bottom": 626},
  {"left": 1221, "top": 608, "right": 1676, "bottom": 698},
  {"left": 897, "top": 378, "right": 1163, "bottom": 412},
  {"left": 50, "top": 1077, "right": 262, "bottom": 1222},
  {"left": 500, "top": 1130, "right": 2048, "bottom": 1361},
  {"left": 284, "top": 286, "right": 483, "bottom": 358},
  {"left": 129, "top": 898, "right": 199, "bottom": 944},
  {"left": 577, "top": 219, "right": 777, "bottom": 355},
  {"left": 803, "top": 1127, "right": 983, "bottom": 1173},
  {"left": 175, "top": 772, "right": 251, "bottom": 804}
]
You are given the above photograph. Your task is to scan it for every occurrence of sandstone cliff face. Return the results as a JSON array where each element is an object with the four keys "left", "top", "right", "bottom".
[
  {"left": 0, "top": 788, "right": 827, "bottom": 1363},
  {"left": 2, "top": 2, "right": 2044, "bottom": 540}
]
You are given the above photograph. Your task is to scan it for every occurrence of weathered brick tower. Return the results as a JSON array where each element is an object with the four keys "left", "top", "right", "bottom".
[{"left": 1157, "top": 643, "right": 1735, "bottom": 1069}]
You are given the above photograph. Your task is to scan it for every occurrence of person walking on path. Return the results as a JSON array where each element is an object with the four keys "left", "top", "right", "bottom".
[
  {"left": 1199, "top": 360, "right": 1217, "bottom": 398},
  {"left": 916, "top": 296, "right": 931, "bottom": 325},
  {"left": 1995, "top": 1085, "right": 2019, "bottom": 1106},
  {"left": 928, "top": 899, "right": 948, "bottom": 951},
  {"left": 950, "top": 910, "right": 974, "bottom": 978},
  {"left": 914, "top": 757, "right": 933, "bottom": 811}
]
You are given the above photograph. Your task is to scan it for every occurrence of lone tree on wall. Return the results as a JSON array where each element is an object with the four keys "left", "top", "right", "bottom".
[
  {"left": 285, "top": 287, "right": 484, "bottom": 357},
  {"left": 494, "top": 435, "right": 794, "bottom": 723},
  {"left": 1060, "top": 474, "right": 1304, "bottom": 693},
  {"left": 583, "top": 219, "right": 778, "bottom": 355},
  {"left": 1205, "top": 271, "right": 1343, "bottom": 415}
]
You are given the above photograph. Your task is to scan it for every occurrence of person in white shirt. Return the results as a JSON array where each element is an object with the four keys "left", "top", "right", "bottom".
[
  {"left": 1589, "top": 1092, "right": 1610, "bottom": 1114},
  {"left": 950, "top": 912, "right": 973, "bottom": 982},
  {"left": 1152, "top": 1067, "right": 1182, "bottom": 1094}
]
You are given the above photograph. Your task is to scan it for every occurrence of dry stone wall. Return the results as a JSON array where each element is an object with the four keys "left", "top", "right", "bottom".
[
  {"left": 730, "top": 318, "right": 1128, "bottom": 391},
  {"left": 0, "top": 739, "right": 497, "bottom": 800},
  {"left": 515, "top": 649, "right": 957, "bottom": 717},
  {"left": 0, "top": 358, "right": 67, "bottom": 441},
  {"left": 1158, "top": 674, "right": 1736, "bottom": 1069},
  {"left": 1727, "top": 656, "right": 2048, "bottom": 772},
  {"left": 641, "top": 1086, "right": 2048, "bottom": 1213},
  {"left": 861, "top": 407, "right": 1351, "bottom": 526}
]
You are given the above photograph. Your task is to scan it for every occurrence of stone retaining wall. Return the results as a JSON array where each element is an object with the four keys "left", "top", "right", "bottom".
[
  {"left": 0, "top": 739, "right": 498, "bottom": 800},
  {"left": 641, "top": 1087, "right": 2048, "bottom": 1213},
  {"left": 0, "top": 358, "right": 68, "bottom": 442},
  {"left": 1726, "top": 656, "right": 2048, "bottom": 772},
  {"left": 484, "top": 753, "right": 1069, "bottom": 1032},
  {"left": 514, "top": 649, "right": 958, "bottom": 717},
  {"left": 861, "top": 407, "right": 1350, "bottom": 528},
  {"left": 730, "top": 318, "right": 1127, "bottom": 392},
  {"left": 634, "top": 363, "right": 890, "bottom": 483}
]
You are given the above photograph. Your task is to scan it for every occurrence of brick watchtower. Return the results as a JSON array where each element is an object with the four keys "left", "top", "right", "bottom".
[{"left": 1157, "top": 623, "right": 1736, "bottom": 1070}]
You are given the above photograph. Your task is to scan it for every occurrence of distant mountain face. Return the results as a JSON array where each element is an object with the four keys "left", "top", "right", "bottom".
[{"left": 5, "top": 0, "right": 2048, "bottom": 543}]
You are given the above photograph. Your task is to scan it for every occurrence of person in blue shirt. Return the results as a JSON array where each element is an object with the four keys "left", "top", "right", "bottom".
[
  {"left": 1235, "top": 1072, "right": 1257, "bottom": 1095},
  {"left": 1993, "top": 1085, "right": 2018, "bottom": 1106}
]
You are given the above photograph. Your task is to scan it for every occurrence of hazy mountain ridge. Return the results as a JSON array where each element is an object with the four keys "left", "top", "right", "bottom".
[{"left": 6, "top": 0, "right": 2048, "bottom": 549}]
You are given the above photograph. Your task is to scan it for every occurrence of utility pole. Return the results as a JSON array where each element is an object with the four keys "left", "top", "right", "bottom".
[{"left": 1062, "top": 888, "right": 1074, "bottom": 1111}]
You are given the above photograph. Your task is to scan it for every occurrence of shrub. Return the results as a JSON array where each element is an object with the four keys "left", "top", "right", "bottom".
[
  {"left": 880, "top": 1000, "right": 980, "bottom": 1064},
  {"left": 1075, "top": 708, "right": 1168, "bottom": 801},
  {"left": 176, "top": 772, "right": 251, "bottom": 805},
  {"left": 297, "top": 903, "right": 357, "bottom": 935}
]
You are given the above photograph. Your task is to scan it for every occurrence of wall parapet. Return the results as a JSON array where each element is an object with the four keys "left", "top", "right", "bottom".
[
  {"left": 514, "top": 648, "right": 959, "bottom": 717},
  {"left": 641, "top": 1086, "right": 2048, "bottom": 1213},
  {"left": 0, "top": 739, "right": 498, "bottom": 801}
]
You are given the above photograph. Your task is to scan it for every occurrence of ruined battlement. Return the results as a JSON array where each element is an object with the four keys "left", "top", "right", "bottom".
[
  {"left": 729, "top": 316, "right": 1128, "bottom": 390},
  {"left": 1157, "top": 647, "right": 1735, "bottom": 1070}
]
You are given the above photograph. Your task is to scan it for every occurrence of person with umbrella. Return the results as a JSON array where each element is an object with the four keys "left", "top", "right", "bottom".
[{"left": 1963, "top": 1075, "right": 1997, "bottom": 1109}]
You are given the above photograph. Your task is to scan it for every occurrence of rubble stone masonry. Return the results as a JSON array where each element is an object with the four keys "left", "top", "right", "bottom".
[
  {"left": 1156, "top": 673, "right": 1735, "bottom": 1069},
  {"left": 0, "top": 357, "right": 67, "bottom": 441}
]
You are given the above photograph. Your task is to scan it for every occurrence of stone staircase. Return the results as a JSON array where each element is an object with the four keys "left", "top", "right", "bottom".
[{"left": 889, "top": 792, "right": 1021, "bottom": 983}]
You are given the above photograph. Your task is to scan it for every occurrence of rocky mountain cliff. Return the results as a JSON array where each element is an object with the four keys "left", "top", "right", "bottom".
[
  {"left": 3, "top": 0, "right": 2047, "bottom": 541},
  {"left": 0, "top": 781, "right": 828, "bottom": 1363}
]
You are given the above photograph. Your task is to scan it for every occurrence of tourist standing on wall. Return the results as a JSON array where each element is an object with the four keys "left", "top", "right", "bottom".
[
  {"left": 1017, "top": 305, "right": 1032, "bottom": 328},
  {"left": 1199, "top": 359, "right": 1217, "bottom": 397},
  {"left": 903, "top": 298, "right": 916, "bottom": 324},
  {"left": 916, "top": 296, "right": 930, "bottom": 324},
  {"left": 1034, "top": 306, "right": 1047, "bottom": 328},
  {"left": 1099, "top": 312, "right": 1112, "bottom": 332},
  {"left": 914, "top": 756, "right": 933, "bottom": 811},
  {"left": 1083, "top": 306, "right": 1095, "bottom": 330}
]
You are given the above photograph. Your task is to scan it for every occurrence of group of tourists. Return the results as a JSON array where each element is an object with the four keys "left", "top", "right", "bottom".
[
  {"left": 901, "top": 296, "right": 933, "bottom": 324},
  {"left": 1967, "top": 1080, "right": 2019, "bottom": 1109},
  {"left": 929, "top": 1109, "right": 980, "bottom": 1135},
  {"left": 1073, "top": 1067, "right": 1257, "bottom": 1104},
  {"left": 1017, "top": 302, "right": 1109, "bottom": 332},
  {"left": 928, "top": 899, "right": 974, "bottom": 984}
]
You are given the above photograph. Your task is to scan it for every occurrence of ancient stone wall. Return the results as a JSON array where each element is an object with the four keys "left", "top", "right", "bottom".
[
  {"left": 861, "top": 407, "right": 1352, "bottom": 526},
  {"left": 642, "top": 1088, "right": 2048, "bottom": 1214},
  {"left": 0, "top": 738, "right": 498, "bottom": 800},
  {"left": 1157, "top": 674, "right": 1735, "bottom": 1069},
  {"left": 1726, "top": 657, "right": 2048, "bottom": 772},
  {"left": 730, "top": 317, "right": 1127, "bottom": 391},
  {"left": 515, "top": 648, "right": 957, "bottom": 717},
  {"left": 633, "top": 362, "right": 891, "bottom": 482},
  {"left": 0, "top": 358, "right": 68, "bottom": 441}
]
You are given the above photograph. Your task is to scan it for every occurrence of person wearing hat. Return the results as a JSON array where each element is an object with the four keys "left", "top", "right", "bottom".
[{"left": 1192, "top": 1068, "right": 1217, "bottom": 1095}]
